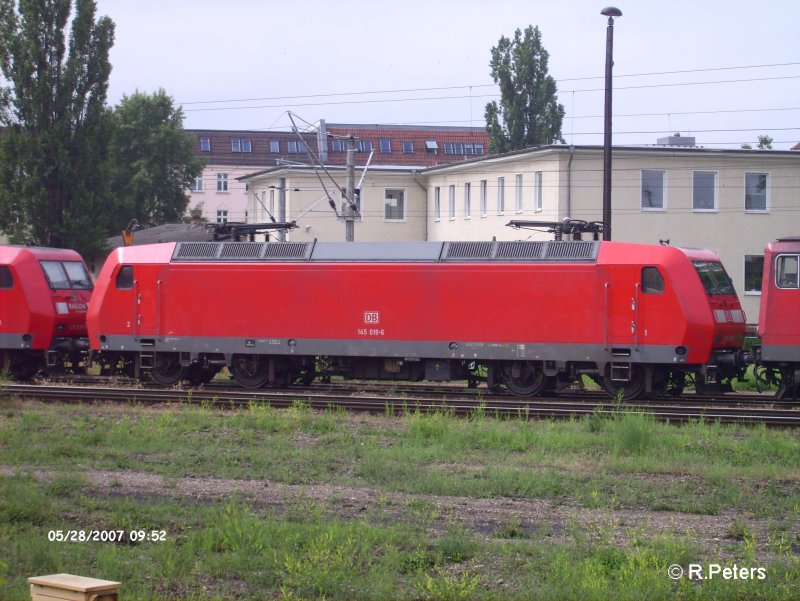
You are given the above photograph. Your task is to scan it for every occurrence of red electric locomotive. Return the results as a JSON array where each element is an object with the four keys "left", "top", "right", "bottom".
[
  {"left": 756, "top": 238, "right": 800, "bottom": 399},
  {"left": 0, "top": 245, "right": 93, "bottom": 379},
  {"left": 88, "top": 238, "right": 745, "bottom": 399}
]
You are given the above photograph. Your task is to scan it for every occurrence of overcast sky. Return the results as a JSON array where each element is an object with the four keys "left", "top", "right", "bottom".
[{"left": 95, "top": 0, "right": 799, "bottom": 149}]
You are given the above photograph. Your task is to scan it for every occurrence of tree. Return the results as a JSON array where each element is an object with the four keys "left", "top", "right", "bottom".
[
  {"left": 109, "top": 90, "right": 204, "bottom": 226},
  {"left": 0, "top": 0, "right": 115, "bottom": 260},
  {"left": 742, "top": 135, "right": 774, "bottom": 150},
  {"left": 757, "top": 134, "right": 773, "bottom": 150},
  {"left": 485, "top": 25, "right": 565, "bottom": 154}
]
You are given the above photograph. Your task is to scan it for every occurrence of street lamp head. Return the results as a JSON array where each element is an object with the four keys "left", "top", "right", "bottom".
[{"left": 601, "top": 6, "right": 622, "bottom": 18}]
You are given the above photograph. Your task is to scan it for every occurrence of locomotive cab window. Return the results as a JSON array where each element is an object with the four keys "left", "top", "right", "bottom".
[
  {"left": 776, "top": 254, "right": 799, "bottom": 289},
  {"left": 692, "top": 261, "right": 736, "bottom": 296},
  {"left": 641, "top": 267, "right": 664, "bottom": 294},
  {"left": 63, "top": 261, "right": 92, "bottom": 289},
  {"left": 39, "top": 260, "right": 93, "bottom": 290},
  {"left": 0, "top": 265, "right": 13, "bottom": 289},
  {"left": 116, "top": 265, "right": 134, "bottom": 290}
]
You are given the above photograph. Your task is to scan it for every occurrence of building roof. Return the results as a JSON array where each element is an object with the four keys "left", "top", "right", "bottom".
[
  {"left": 186, "top": 123, "right": 489, "bottom": 170},
  {"left": 105, "top": 222, "right": 213, "bottom": 247},
  {"left": 421, "top": 142, "right": 800, "bottom": 173},
  {"left": 186, "top": 129, "right": 317, "bottom": 168},
  {"left": 321, "top": 122, "right": 489, "bottom": 168}
]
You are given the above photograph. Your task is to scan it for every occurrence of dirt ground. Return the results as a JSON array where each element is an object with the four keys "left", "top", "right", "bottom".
[{"left": 3, "top": 463, "right": 787, "bottom": 561}]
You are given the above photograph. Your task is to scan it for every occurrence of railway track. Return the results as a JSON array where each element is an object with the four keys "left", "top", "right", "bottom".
[
  {"left": 2, "top": 382, "right": 799, "bottom": 427},
  {"left": 25, "top": 374, "right": 794, "bottom": 405}
]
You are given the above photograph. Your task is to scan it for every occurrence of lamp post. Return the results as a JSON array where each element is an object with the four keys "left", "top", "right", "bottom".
[{"left": 601, "top": 6, "right": 621, "bottom": 241}]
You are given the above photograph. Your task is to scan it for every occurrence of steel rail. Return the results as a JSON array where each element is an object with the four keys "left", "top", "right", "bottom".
[{"left": 2, "top": 383, "right": 799, "bottom": 427}]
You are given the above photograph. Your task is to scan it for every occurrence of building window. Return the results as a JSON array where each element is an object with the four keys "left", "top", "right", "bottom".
[
  {"left": 200, "top": 137, "right": 210, "bottom": 152},
  {"left": 448, "top": 185, "right": 455, "bottom": 220},
  {"left": 192, "top": 176, "right": 203, "bottom": 192},
  {"left": 444, "top": 143, "right": 454, "bottom": 155},
  {"left": 776, "top": 254, "right": 799, "bottom": 289},
  {"left": 480, "top": 180, "right": 487, "bottom": 217},
  {"left": 533, "top": 171, "right": 543, "bottom": 212},
  {"left": 425, "top": 140, "right": 438, "bottom": 153},
  {"left": 497, "top": 177, "right": 505, "bottom": 214},
  {"left": 288, "top": 140, "right": 306, "bottom": 154},
  {"left": 355, "top": 140, "right": 373, "bottom": 153},
  {"left": 693, "top": 171, "right": 717, "bottom": 211},
  {"left": 744, "top": 255, "right": 764, "bottom": 294},
  {"left": 269, "top": 189, "right": 275, "bottom": 215},
  {"left": 641, "top": 170, "right": 666, "bottom": 210},
  {"left": 434, "top": 187, "right": 441, "bottom": 221},
  {"left": 231, "top": 138, "right": 251, "bottom": 152},
  {"left": 216, "top": 173, "right": 228, "bottom": 192},
  {"left": 379, "top": 139, "right": 392, "bottom": 153},
  {"left": 745, "top": 172, "right": 768, "bottom": 212},
  {"left": 384, "top": 189, "right": 405, "bottom": 221},
  {"left": 330, "top": 139, "right": 345, "bottom": 152},
  {"left": 216, "top": 209, "right": 228, "bottom": 224},
  {"left": 269, "top": 140, "right": 280, "bottom": 153},
  {"left": 403, "top": 141, "right": 414, "bottom": 154},
  {"left": 515, "top": 174, "right": 523, "bottom": 213},
  {"left": 464, "top": 182, "right": 471, "bottom": 218}
]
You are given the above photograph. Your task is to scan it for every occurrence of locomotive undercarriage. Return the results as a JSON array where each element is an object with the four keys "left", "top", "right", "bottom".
[
  {"left": 14, "top": 346, "right": 752, "bottom": 401},
  {"left": 753, "top": 363, "right": 800, "bottom": 400},
  {"left": 120, "top": 351, "right": 713, "bottom": 401},
  {"left": 1, "top": 346, "right": 89, "bottom": 381}
]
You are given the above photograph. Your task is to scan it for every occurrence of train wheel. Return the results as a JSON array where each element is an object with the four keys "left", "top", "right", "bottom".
[
  {"left": 601, "top": 364, "right": 646, "bottom": 400},
  {"left": 502, "top": 361, "right": 546, "bottom": 397},
  {"left": 150, "top": 352, "right": 184, "bottom": 385},
  {"left": 185, "top": 364, "right": 220, "bottom": 386},
  {"left": 230, "top": 354, "right": 269, "bottom": 388},
  {"left": 775, "top": 367, "right": 797, "bottom": 401},
  {"left": 9, "top": 353, "right": 40, "bottom": 381}
]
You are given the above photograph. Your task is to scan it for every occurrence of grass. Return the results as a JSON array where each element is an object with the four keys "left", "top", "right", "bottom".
[{"left": 1, "top": 398, "right": 799, "bottom": 599}]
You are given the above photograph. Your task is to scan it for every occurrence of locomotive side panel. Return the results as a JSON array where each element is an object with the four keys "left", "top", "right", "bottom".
[
  {"left": 88, "top": 240, "right": 746, "bottom": 397},
  {"left": 759, "top": 239, "right": 800, "bottom": 361}
]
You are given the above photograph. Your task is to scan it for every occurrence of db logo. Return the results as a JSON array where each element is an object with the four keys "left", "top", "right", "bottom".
[{"left": 364, "top": 311, "right": 380, "bottom": 324}]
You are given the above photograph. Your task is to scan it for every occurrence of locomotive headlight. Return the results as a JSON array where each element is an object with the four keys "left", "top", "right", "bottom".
[
  {"left": 675, "top": 346, "right": 687, "bottom": 356},
  {"left": 449, "top": 342, "right": 459, "bottom": 351}
]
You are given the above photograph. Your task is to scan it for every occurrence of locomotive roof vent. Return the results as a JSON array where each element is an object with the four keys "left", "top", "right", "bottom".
[
  {"left": 172, "top": 241, "right": 312, "bottom": 261},
  {"left": 444, "top": 242, "right": 494, "bottom": 260},
  {"left": 495, "top": 241, "right": 545, "bottom": 260},
  {"left": 173, "top": 242, "right": 221, "bottom": 260},
  {"left": 219, "top": 242, "right": 263, "bottom": 259},
  {"left": 544, "top": 241, "right": 599, "bottom": 260},
  {"left": 442, "top": 240, "right": 598, "bottom": 262},
  {"left": 262, "top": 242, "right": 312, "bottom": 260}
]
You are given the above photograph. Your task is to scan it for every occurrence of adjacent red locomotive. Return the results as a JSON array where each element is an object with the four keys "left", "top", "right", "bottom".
[
  {"left": 87, "top": 239, "right": 746, "bottom": 399},
  {"left": 756, "top": 238, "right": 800, "bottom": 399},
  {"left": 0, "top": 245, "right": 92, "bottom": 379}
]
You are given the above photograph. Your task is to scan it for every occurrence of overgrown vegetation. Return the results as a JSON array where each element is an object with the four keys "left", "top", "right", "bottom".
[{"left": 1, "top": 399, "right": 799, "bottom": 599}]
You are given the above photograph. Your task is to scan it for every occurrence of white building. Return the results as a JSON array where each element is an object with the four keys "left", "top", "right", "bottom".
[{"left": 240, "top": 141, "right": 800, "bottom": 322}]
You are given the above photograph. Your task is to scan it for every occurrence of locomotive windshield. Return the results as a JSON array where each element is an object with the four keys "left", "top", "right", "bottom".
[
  {"left": 40, "top": 260, "right": 93, "bottom": 290},
  {"left": 692, "top": 260, "right": 736, "bottom": 296}
]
